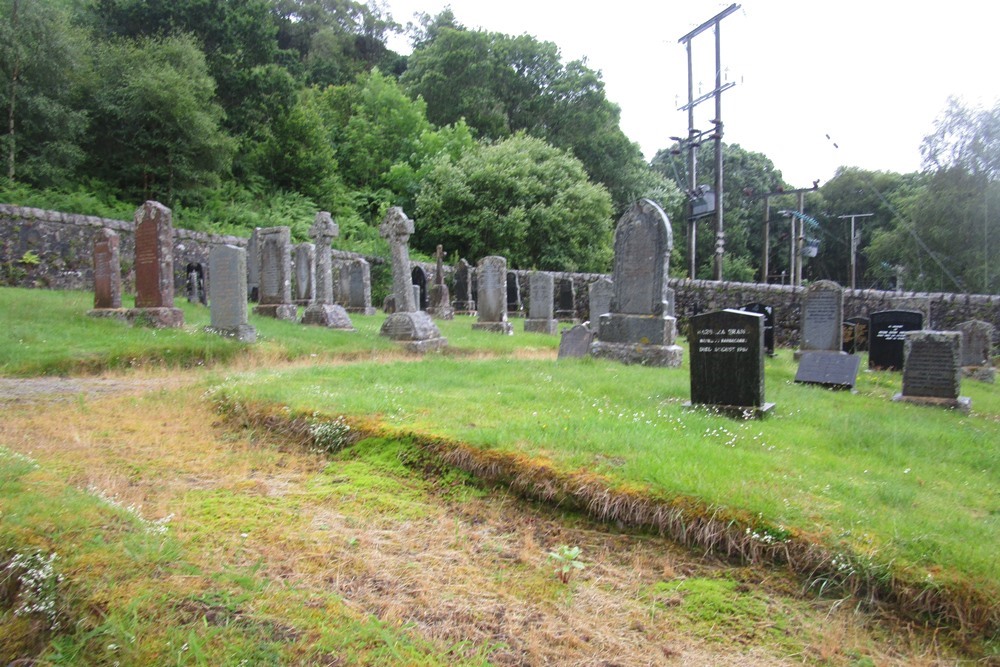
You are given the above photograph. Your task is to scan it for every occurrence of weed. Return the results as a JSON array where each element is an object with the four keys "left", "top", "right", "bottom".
[
  {"left": 2, "top": 550, "right": 64, "bottom": 631},
  {"left": 308, "top": 414, "right": 352, "bottom": 454},
  {"left": 547, "top": 545, "right": 585, "bottom": 584}
]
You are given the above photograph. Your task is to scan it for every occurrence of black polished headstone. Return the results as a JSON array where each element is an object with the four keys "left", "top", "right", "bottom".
[
  {"left": 688, "top": 309, "right": 772, "bottom": 416},
  {"left": 795, "top": 352, "right": 860, "bottom": 390},
  {"left": 869, "top": 310, "right": 923, "bottom": 370},
  {"left": 740, "top": 303, "right": 775, "bottom": 355}
]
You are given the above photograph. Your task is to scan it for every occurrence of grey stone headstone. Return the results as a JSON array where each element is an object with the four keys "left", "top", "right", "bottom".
[
  {"left": 558, "top": 324, "right": 594, "bottom": 359},
  {"left": 340, "top": 258, "right": 375, "bottom": 314},
  {"left": 208, "top": 244, "right": 255, "bottom": 342},
  {"left": 591, "top": 199, "right": 682, "bottom": 367},
  {"left": 525, "top": 271, "right": 557, "bottom": 334},
  {"left": 588, "top": 278, "right": 613, "bottom": 323},
  {"left": 380, "top": 207, "right": 417, "bottom": 313},
  {"left": 688, "top": 309, "right": 771, "bottom": 416},
  {"left": 869, "top": 310, "right": 923, "bottom": 370},
  {"left": 957, "top": 320, "right": 993, "bottom": 367},
  {"left": 800, "top": 280, "right": 843, "bottom": 354},
  {"left": 92, "top": 228, "right": 121, "bottom": 309},
  {"left": 894, "top": 331, "right": 969, "bottom": 412},
  {"left": 472, "top": 256, "right": 513, "bottom": 334},
  {"left": 252, "top": 226, "right": 296, "bottom": 320},
  {"left": 794, "top": 352, "right": 860, "bottom": 389},
  {"left": 293, "top": 242, "right": 315, "bottom": 304}
]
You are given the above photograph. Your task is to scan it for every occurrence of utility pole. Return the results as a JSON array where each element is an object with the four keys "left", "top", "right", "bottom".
[
  {"left": 678, "top": 3, "right": 739, "bottom": 281},
  {"left": 760, "top": 184, "right": 817, "bottom": 284},
  {"left": 837, "top": 213, "right": 873, "bottom": 290}
]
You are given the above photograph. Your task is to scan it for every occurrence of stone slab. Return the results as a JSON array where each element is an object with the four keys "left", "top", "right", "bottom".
[
  {"left": 301, "top": 304, "right": 355, "bottom": 330},
  {"left": 794, "top": 351, "right": 860, "bottom": 389}
]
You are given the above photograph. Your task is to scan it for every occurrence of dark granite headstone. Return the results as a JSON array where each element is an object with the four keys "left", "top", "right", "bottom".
[
  {"left": 843, "top": 316, "right": 869, "bottom": 354},
  {"left": 688, "top": 309, "right": 772, "bottom": 417},
  {"left": 893, "top": 331, "right": 969, "bottom": 412},
  {"left": 869, "top": 310, "right": 923, "bottom": 370},
  {"left": 92, "top": 228, "right": 121, "bottom": 310},
  {"left": 558, "top": 324, "right": 594, "bottom": 359},
  {"left": 795, "top": 352, "right": 860, "bottom": 390},
  {"left": 506, "top": 271, "right": 522, "bottom": 316},
  {"left": 740, "top": 303, "right": 774, "bottom": 356}
]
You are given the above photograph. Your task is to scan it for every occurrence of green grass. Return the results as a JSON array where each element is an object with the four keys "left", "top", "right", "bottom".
[{"left": 214, "top": 352, "right": 1000, "bottom": 620}]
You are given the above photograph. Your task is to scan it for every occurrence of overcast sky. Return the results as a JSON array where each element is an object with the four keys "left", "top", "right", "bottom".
[{"left": 383, "top": 0, "right": 1000, "bottom": 187}]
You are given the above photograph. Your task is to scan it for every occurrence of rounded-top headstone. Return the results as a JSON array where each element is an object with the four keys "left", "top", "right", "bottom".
[{"left": 610, "top": 198, "right": 673, "bottom": 316}]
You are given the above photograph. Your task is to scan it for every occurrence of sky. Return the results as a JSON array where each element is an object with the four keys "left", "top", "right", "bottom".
[{"left": 382, "top": 0, "right": 1000, "bottom": 188}]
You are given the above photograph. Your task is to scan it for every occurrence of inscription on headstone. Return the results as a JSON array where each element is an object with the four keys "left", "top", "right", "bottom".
[
  {"left": 687, "top": 309, "right": 771, "bottom": 416},
  {"left": 869, "top": 310, "right": 923, "bottom": 370}
]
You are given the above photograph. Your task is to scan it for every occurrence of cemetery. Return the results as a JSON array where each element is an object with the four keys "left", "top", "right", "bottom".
[{"left": 0, "top": 203, "right": 997, "bottom": 665}]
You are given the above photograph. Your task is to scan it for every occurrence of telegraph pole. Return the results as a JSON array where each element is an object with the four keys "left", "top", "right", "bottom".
[
  {"left": 760, "top": 183, "right": 818, "bottom": 284},
  {"left": 678, "top": 3, "right": 739, "bottom": 281},
  {"left": 837, "top": 213, "right": 873, "bottom": 290}
]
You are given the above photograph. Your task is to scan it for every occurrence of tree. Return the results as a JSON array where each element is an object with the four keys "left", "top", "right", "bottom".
[
  {"left": 0, "top": 0, "right": 88, "bottom": 185},
  {"left": 414, "top": 133, "right": 613, "bottom": 272},
  {"left": 84, "top": 34, "right": 234, "bottom": 205}
]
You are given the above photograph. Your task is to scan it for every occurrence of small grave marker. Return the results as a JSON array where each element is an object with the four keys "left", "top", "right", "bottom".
[
  {"left": 869, "top": 310, "right": 923, "bottom": 370},
  {"left": 558, "top": 324, "right": 594, "bottom": 359}
]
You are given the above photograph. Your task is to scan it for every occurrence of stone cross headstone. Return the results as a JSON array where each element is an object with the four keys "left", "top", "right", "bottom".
[
  {"left": 92, "top": 228, "right": 121, "bottom": 310},
  {"left": 869, "top": 310, "right": 923, "bottom": 370},
  {"left": 687, "top": 309, "right": 772, "bottom": 417},
  {"left": 207, "top": 244, "right": 256, "bottom": 342},
  {"left": 301, "top": 212, "right": 353, "bottom": 330},
  {"left": 843, "top": 316, "right": 870, "bottom": 354},
  {"left": 558, "top": 324, "right": 594, "bottom": 359},
  {"left": 472, "top": 256, "right": 514, "bottom": 334},
  {"left": 129, "top": 201, "right": 183, "bottom": 327},
  {"left": 378, "top": 207, "right": 447, "bottom": 351},
  {"left": 797, "top": 280, "right": 843, "bottom": 358},
  {"left": 555, "top": 278, "right": 576, "bottom": 321},
  {"left": 246, "top": 228, "right": 260, "bottom": 302},
  {"left": 452, "top": 259, "right": 476, "bottom": 313},
  {"left": 740, "top": 303, "right": 775, "bottom": 356},
  {"left": 588, "top": 278, "right": 613, "bottom": 325},
  {"left": 893, "top": 331, "right": 970, "bottom": 412},
  {"left": 252, "top": 226, "right": 297, "bottom": 321},
  {"left": 428, "top": 244, "right": 454, "bottom": 320},
  {"left": 590, "top": 199, "right": 682, "bottom": 367},
  {"left": 524, "top": 271, "right": 558, "bottom": 334},
  {"left": 293, "top": 242, "right": 315, "bottom": 305},
  {"left": 338, "top": 258, "right": 376, "bottom": 314},
  {"left": 957, "top": 319, "right": 995, "bottom": 383}
]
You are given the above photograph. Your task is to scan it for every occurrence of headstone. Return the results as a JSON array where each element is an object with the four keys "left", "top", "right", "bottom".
[
  {"left": 893, "top": 331, "right": 970, "bottom": 412},
  {"left": 687, "top": 309, "right": 772, "bottom": 417},
  {"left": 588, "top": 278, "right": 613, "bottom": 325},
  {"left": 411, "top": 266, "right": 428, "bottom": 310},
  {"left": 795, "top": 352, "right": 860, "bottom": 390},
  {"left": 843, "top": 316, "right": 869, "bottom": 354},
  {"left": 293, "top": 242, "right": 315, "bottom": 305},
  {"left": 246, "top": 228, "right": 260, "bottom": 302},
  {"left": 301, "top": 212, "right": 354, "bottom": 330},
  {"left": 207, "top": 244, "right": 256, "bottom": 342},
  {"left": 506, "top": 272, "right": 523, "bottom": 316},
  {"left": 555, "top": 278, "right": 576, "bottom": 321},
  {"left": 558, "top": 324, "right": 594, "bottom": 359},
  {"left": 472, "top": 257, "right": 514, "bottom": 334},
  {"left": 91, "top": 228, "right": 121, "bottom": 310},
  {"left": 128, "top": 201, "right": 183, "bottom": 327},
  {"left": 185, "top": 262, "right": 206, "bottom": 306},
  {"left": 252, "top": 226, "right": 297, "bottom": 321},
  {"left": 869, "top": 310, "right": 923, "bottom": 370},
  {"left": 452, "top": 259, "right": 476, "bottom": 313},
  {"left": 590, "top": 199, "right": 682, "bottom": 367},
  {"left": 740, "top": 303, "right": 775, "bottom": 356},
  {"left": 339, "top": 258, "right": 376, "bottom": 314},
  {"left": 797, "top": 280, "right": 843, "bottom": 358},
  {"left": 428, "top": 245, "right": 454, "bottom": 320},
  {"left": 957, "top": 319, "right": 995, "bottom": 383},
  {"left": 378, "top": 207, "right": 447, "bottom": 352},
  {"left": 524, "top": 271, "right": 558, "bottom": 334}
]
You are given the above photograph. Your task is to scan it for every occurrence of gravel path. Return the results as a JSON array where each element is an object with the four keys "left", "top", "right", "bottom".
[{"left": 0, "top": 377, "right": 174, "bottom": 402}]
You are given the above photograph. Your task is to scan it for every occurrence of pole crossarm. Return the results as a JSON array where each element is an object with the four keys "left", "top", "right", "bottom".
[{"left": 678, "top": 3, "right": 741, "bottom": 43}]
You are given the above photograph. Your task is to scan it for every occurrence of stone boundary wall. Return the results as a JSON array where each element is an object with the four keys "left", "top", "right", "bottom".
[
  {"left": 2, "top": 204, "right": 997, "bottom": 346},
  {"left": 0, "top": 203, "right": 371, "bottom": 293}
]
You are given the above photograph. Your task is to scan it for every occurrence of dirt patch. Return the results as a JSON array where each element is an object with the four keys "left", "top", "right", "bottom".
[{"left": 0, "top": 377, "right": 179, "bottom": 402}]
